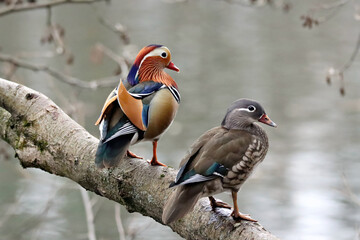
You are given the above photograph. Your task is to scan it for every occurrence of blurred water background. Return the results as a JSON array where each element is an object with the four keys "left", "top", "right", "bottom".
[{"left": 0, "top": 0, "right": 360, "bottom": 239}]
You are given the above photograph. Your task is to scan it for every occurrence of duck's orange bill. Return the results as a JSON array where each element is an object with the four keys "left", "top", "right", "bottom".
[
  {"left": 117, "top": 81, "right": 146, "bottom": 131},
  {"left": 258, "top": 114, "right": 277, "bottom": 128}
]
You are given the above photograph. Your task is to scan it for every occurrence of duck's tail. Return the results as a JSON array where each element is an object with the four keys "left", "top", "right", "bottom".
[
  {"left": 162, "top": 183, "right": 204, "bottom": 224},
  {"left": 95, "top": 132, "right": 135, "bottom": 168}
]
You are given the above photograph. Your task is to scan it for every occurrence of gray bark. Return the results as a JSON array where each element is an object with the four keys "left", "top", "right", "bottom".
[{"left": 0, "top": 78, "right": 280, "bottom": 240}]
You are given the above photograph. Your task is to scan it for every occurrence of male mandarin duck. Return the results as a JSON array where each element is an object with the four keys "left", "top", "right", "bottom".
[
  {"left": 95, "top": 44, "right": 180, "bottom": 168},
  {"left": 162, "top": 99, "right": 276, "bottom": 224}
]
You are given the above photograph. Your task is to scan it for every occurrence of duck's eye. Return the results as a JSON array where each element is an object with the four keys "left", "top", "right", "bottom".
[
  {"left": 248, "top": 105, "right": 256, "bottom": 112},
  {"left": 161, "top": 52, "right": 167, "bottom": 58}
]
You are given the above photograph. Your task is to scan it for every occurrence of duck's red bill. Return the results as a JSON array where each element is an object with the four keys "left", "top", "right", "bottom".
[{"left": 166, "top": 62, "right": 180, "bottom": 72}]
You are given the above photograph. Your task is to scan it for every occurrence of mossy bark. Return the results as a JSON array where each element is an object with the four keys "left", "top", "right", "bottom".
[{"left": 0, "top": 78, "right": 280, "bottom": 240}]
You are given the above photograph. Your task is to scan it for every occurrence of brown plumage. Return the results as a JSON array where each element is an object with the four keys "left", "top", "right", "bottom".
[{"left": 162, "top": 98, "right": 276, "bottom": 224}]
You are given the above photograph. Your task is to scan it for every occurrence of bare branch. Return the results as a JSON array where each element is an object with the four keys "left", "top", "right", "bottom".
[
  {"left": 79, "top": 186, "right": 97, "bottom": 240},
  {"left": 39, "top": 5, "right": 75, "bottom": 66},
  {"left": 221, "top": 0, "right": 291, "bottom": 12},
  {"left": 0, "top": 0, "right": 105, "bottom": 17},
  {"left": 95, "top": 15, "right": 136, "bottom": 66},
  {"left": 340, "top": 32, "right": 360, "bottom": 73},
  {"left": 126, "top": 218, "right": 152, "bottom": 240},
  {"left": 98, "top": 16, "right": 131, "bottom": 45},
  {"left": 115, "top": 204, "right": 126, "bottom": 240},
  {"left": 3, "top": 185, "right": 61, "bottom": 239},
  {"left": 0, "top": 52, "right": 119, "bottom": 89},
  {"left": 93, "top": 43, "right": 129, "bottom": 79},
  {"left": 342, "top": 174, "right": 360, "bottom": 207},
  {"left": 301, "top": 0, "right": 350, "bottom": 28},
  {"left": 0, "top": 78, "right": 280, "bottom": 240},
  {"left": 325, "top": 32, "right": 360, "bottom": 95}
]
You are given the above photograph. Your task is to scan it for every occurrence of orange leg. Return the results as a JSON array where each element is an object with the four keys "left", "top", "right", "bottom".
[
  {"left": 209, "top": 196, "right": 232, "bottom": 210},
  {"left": 230, "top": 191, "right": 257, "bottom": 222},
  {"left": 127, "top": 150, "right": 143, "bottom": 159},
  {"left": 147, "top": 140, "right": 167, "bottom": 167}
]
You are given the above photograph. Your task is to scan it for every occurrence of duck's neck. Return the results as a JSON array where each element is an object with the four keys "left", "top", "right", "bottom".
[
  {"left": 248, "top": 123, "right": 268, "bottom": 145},
  {"left": 139, "top": 63, "right": 178, "bottom": 88},
  {"left": 224, "top": 119, "right": 268, "bottom": 145}
]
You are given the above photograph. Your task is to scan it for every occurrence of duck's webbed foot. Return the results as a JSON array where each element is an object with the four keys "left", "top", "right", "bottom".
[
  {"left": 127, "top": 150, "right": 143, "bottom": 159},
  {"left": 231, "top": 210, "right": 257, "bottom": 222},
  {"left": 209, "top": 196, "right": 232, "bottom": 210}
]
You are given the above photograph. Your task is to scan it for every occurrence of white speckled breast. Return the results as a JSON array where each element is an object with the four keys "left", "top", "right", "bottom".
[{"left": 222, "top": 137, "right": 267, "bottom": 191}]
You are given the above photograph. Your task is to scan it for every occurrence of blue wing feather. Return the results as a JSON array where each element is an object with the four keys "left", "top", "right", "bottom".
[
  {"left": 128, "top": 81, "right": 163, "bottom": 98},
  {"left": 171, "top": 152, "right": 229, "bottom": 187},
  {"left": 126, "top": 81, "right": 163, "bottom": 128},
  {"left": 142, "top": 104, "right": 150, "bottom": 128}
]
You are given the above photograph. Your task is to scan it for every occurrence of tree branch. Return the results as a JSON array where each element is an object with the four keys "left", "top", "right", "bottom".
[
  {"left": 0, "top": 0, "right": 104, "bottom": 17},
  {"left": 0, "top": 53, "right": 119, "bottom": 89},
  {"left": 115, "top": 204, "right": 126, "bottom": 240},
  {"left": 301, "top": 0, "right": 350, "bottom": 28},
  {"left": 79, "top": 186, "right": 97, "bottom": 240},
  {"left": 0, "top": 78, "right": 279, "bottom": 240}
]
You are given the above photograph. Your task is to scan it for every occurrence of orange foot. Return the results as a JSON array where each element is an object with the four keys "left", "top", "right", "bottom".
[
  {"left": 231, "top": 210, "right": 257, "bottom": 222},
  {"left": 147, "top": 157, "right": 167, "bottom": 167},
  {"left": 209, "top": 196, "right": 232, "bottom": 210},
  {"left": 127, "top": 150, "right": 143, "bottom": 159}
]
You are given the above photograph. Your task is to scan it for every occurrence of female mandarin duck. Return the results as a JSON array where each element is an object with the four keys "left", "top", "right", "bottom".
[
  {"left": 162, "top": 99, "right": 276, "bottom": 224},
  {"left": 95, "top": 44, "right": 180, "bottom": 168}
]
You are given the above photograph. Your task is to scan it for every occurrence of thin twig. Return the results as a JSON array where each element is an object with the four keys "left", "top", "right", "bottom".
[
  {"left": 3, "top": 186, "right": 62, "bottom": 239},
  {"left": 42, "top": 5, "right": 75, "bottom": 66},
  {"left": 115, "top": 204, "right": 126, "bottom": 240},
  {"left": 97, "top": 16, "right": 131, "bottom": 45},
  {"left": 92, "top": 197, "right": 104, "bottom": 221},
  {"left": 126, "top": 220, "right": 153, "bottom": 240},
  {"left": 0, "top": 0, "right": 105, "bottom": 17},
  {"left": 0, "top": 52, "right": 119, "bottom": 89},
  {"left": 79, "top": 186, "right": 97, "bottom": 240},
  {"left": 47, "top": 8, "right": 66, "bottom": 55},
  {"left": 219, "top": 0, "right": 290, "bottom": 11},
  {"left": 221, "top": 0, "right": 267, "bottom": 8},
  {"left": 302, "top": 0, "right": 350, "bottom": 27},
  {"left": 325, "top": 32, "right": 360, "bottom": 95},
  {"left": 342, "top": 174, "right": 360, "bottom": 206},
  {"left": 310, "top": 0, "right": 350, "bottom": 11},
  {"left": 340, "top": 32, "right": 360, "bottom": 72},
  {"left": 15, "top": 51, "right": 58, "bottom": 59},
  {"left": 94, "top": 43, "right": 129, "bottom": 79}
]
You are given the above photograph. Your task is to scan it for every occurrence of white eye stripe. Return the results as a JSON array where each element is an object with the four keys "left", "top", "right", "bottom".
[
  {"left": 235, "top": 106, "right": 256, "bottom": 113},
  {"left": 135, "top": 47, "right": 169, "bottom": 81},
  {"left": 139, "top": 47, "right": 169, "bottom": 67}
]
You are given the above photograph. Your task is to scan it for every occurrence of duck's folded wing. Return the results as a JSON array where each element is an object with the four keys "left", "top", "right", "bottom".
[
  {"left": 117, "top": 81, "right": 165, "bottom": 131},
  {"left": 178, "top": 127, "right": 222, "bottom": 167},
  {"left": 127, "top": 81, "right": 163, "bottom": 99},
  {"left": 117, "top": 81, "right": 146, "bottom": 131},
  {"left": 173, "top": 129, "right": 253, "bottom": 187},
  {"left": 171, "top": 127, "right": 227, "bottom": 187},
  {"left": 95, "top": 88, "right": 117, "bottom": 126}
]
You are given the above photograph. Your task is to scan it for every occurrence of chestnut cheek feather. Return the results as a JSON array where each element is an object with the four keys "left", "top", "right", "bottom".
[{"left": 138, "top": 58, "right": 177, "bottom": 87}]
